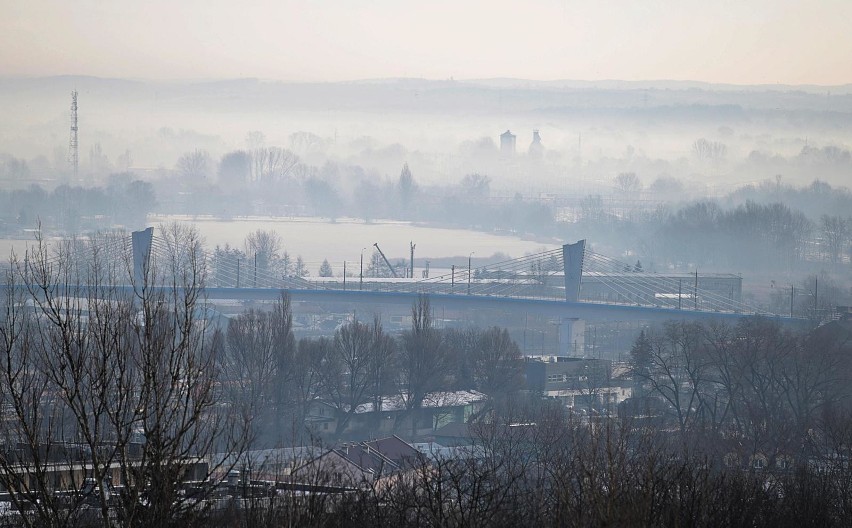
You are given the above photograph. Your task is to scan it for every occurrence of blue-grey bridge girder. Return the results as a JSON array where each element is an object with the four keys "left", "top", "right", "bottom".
[
  {"left": 0, "top": 230, "right": 807, "bottom": 326},
  {"left": 205, "top": 287, "right": 803, "bottom": 325}
]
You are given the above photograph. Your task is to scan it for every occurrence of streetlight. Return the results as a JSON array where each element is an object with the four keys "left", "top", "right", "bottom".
[
  {"left": 360, "top": 247, "right": 367, "bottom": 290},
  {"left": 772, "top": 280, "right": 796, "bottom": 318},
  {"left": 789, "top": 284, "right": 794, "bottom": 319},
  {"left": 468, "top": 252, "right": 475, "bottom": 295}
]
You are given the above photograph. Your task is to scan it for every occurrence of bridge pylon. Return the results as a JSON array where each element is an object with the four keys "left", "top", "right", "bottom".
[
  {"left": 132, "top": 227, "right": 153, "bottom": 288},
  {"left": 562, "top": 240, "right": 585, "bottom": 302}
]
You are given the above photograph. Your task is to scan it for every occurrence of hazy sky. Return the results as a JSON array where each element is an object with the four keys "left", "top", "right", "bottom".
[{"left": 2, "top": 0, "right": 850, "bottom": 85}]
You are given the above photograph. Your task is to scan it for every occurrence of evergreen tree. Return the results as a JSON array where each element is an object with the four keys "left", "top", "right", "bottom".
[
  {"left": 319, "top": 258, "right": 333, "bottom": 277},
  {"left": 629, "top": 330, "right": 653, "bottom": 396}
]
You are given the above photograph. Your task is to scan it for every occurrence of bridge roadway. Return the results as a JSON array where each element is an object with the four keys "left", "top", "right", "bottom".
[
  {"left": 0, "top": 284, "right": 803, "bottom": 325},
  {"left": 204, "top": 287, "right": 802, "bottom": 325}
]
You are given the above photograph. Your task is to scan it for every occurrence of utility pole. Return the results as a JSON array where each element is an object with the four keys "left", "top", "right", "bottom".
[
  {"left": 791, "top": 285, "right": 794, "bottom": 319},
  {"left": 410, "top": 242, "right": 415, "bottom": 279},
  {"left": 815, "top": 277, "right": 818, "bottom": 316},
  {"left": 468, "top": 252, "right": 474, "bottom": 295},
  {"left": 693, "top": 270, "right": 699, "bottom": 310},
  {"left": 360, "top": 248, "right": 367, "bottom": 290}
]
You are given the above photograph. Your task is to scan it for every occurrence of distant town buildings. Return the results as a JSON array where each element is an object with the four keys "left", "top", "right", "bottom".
[
  {"left": 529, "top": 129, "right": 544, "bottom": 158},
  {"left": 499, "top": 129, "right": 544, "bottom": 158},
  {"left": 525, "top": 356, "right": 631, "bottom": 411},
  {"left": 500, "top": 130, "right": 516, "bottom": 156}
]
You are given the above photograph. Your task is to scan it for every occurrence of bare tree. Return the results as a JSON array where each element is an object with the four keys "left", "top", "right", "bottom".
[
  {"left": 245, "top": 130, "right": 266, "bottom": 150},
  {"left": 294, "top": 256, "right": 310, "bottom": 277},
  {"left": 614, "top": 172, "right": 642, "bottom": 194},
  {"left": 640, "top": 322, "right": 710, "bottom": 445},
  {"left": 460, "top": 173, "right": 491, "bottom": 198},
  {"left": 153, "top": 222, "right": 208, "bottom": 288},
  {"left": 471, "top": 327, "right": 524, "bottom": 404},
  {"left": 313, "top": 320, "right": 374, "bottom": 437},
  {"left": 176, "top": 149, "right": 212, "bottom": 183},
  {"left": 399, "top": 296, "right": 449, "bottom": 433},
  {"left": 289, "top": 131, "right": 328, "bottom": 155},
  {"left": 225, "top": 292, "right": 295, "bottom": 444},
  {"left": 244, "top": 229, "right": 283, "bottom": 280},
  {"left": 292, "top": 337, "right": 326, "bottom": 439},
  {"left": 251, "top": 147, "right": 299, "bottom": 183},
  {"left": 820, "top": 214, "right": 850, "bottom": 264},
  {"left": 218, "top": 150, "right": 251, "bottom": 185},
  {"left": 226, "top": 308, "right": 277, "bottom": 414},
  {"left": 723, "top": 318, "right": 798, "bottom": 462},
  {"left": 692, "top": 138, "right": 727, "bottom": 162},
  {"left": 366, "top": 316, "right": 397, "bottom": 422}
]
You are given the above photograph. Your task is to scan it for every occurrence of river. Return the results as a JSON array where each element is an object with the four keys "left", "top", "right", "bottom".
[{"left": 1, "top": 216, "right": 559, "bottom": 275}]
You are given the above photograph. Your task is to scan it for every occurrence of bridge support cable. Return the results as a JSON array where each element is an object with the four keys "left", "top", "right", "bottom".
[
  {"left": 584, "top": 252, "right": 711, "bottom": 310},
  {"left": 413, "top": 248, "right": 565, "bottom": 299},
  {"left": 191, "top": 242, "right": 325, "bottom": 290},
  {"left": 582, "top": 250, "right": 760, "bottom": 314},
  {"left": 582, "top": 252, "right": 689, "bottom": 309},
  {"left": 468, "top": 249, "right": 563, "bottom": 298},
  {"left": 23, "top": 232, "right": 135, "bottom": 287},
  {"left": 199, "top": 253, "right": 284, "bottom": 289}
]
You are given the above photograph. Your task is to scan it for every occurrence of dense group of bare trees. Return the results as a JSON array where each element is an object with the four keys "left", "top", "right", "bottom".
[
  {"left": 655, "top": 200, "right": 814, "bottom": 269},
  {"left": 211, "top": 402, "right": 852, "bottom": 528},
  {"left": 0, "top": 227, "right": 251, "bottom": 527},
  {"left": 223, "top": 296, "right": 525, "bottom": 443},
  {"left": 179, "top": 146, "right": 300, "bottom": 186},
  {"left": 631, "top": 318, "right": 852, "bottom": 465},
  {"left": 208, "top": 317, "right": 852, "bottom": 528},
  {"left": 0, "top": 176, "right": 156, "bottom": 234}
]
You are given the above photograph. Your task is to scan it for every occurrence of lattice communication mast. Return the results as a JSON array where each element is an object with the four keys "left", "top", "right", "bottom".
[{"left": 69, "top": 90, "right": 78, "bottom": 179}]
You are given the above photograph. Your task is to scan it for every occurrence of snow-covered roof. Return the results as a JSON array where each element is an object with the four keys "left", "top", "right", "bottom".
[{"left": 350, "top": 390, "right": 487, "bottom": 414}]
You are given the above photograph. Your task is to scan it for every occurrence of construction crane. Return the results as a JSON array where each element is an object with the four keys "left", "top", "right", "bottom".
[{"left": 372, "top": 243, "right": 399, "bottom": 278}]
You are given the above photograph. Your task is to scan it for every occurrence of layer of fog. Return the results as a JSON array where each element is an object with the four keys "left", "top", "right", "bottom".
[
  {"left": 2, "top": 76, "right": 852, "bottom": 195},
  {"left": 1, "top": 76, "right": 851, "bottom": 311}
]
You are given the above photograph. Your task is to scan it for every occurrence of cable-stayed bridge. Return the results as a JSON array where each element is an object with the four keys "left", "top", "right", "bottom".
[{"left": 3, "top": 228, "right": 799, "bottom": 325}]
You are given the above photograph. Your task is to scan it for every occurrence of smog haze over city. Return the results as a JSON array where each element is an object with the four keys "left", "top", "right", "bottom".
[{"left": 2, "top": 1, "right": 852, "bottom": 526}]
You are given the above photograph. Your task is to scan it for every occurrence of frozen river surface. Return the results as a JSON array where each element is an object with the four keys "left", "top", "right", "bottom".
[{"left": 1, "top": 216, "right": 559, "bottom": 275}]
